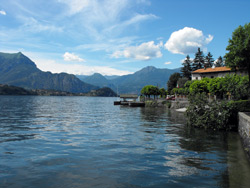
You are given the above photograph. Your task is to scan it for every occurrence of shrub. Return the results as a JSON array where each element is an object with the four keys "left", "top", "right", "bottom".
[{"left": 186, "top": 93, "right": 249, "bottom": 130}]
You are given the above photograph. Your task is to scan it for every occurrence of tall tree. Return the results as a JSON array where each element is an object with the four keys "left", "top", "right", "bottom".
[
  {"left": 193, "top": 48, "right": 205, "bottom": 70},
  {"left": 167, "top": 72, "right": 181, "bottom": 92},
  {"left": 181, "top": 55, "right": 192, "bottom": 80},
  {"left": 214, "top": 56, "right": 224, "bottom": 67},
  {"left": 225, "top": 23, "right": 250, "bottom": 87},
  {"left": 204, "top": 52, "right": 214, "bottom": 68}
]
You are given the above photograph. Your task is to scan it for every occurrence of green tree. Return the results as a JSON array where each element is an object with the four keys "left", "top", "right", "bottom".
[
  {"left": 225, "top": 23, "right": 250, "bottom": 87},
  {"left": 193, "top": 48, "right": 205, "bottom": 70},
  {"left": 214, "top": 56, "right": 224, "bottom": 67},
  {"left": 177, "top": 77, "right": 189, "bottom": 88},
  {"left": 204, "top": 52, "right": 214, "bottom": 68},
  {"left": 167, "top": 72, "right": 181, "bottom": 92},
  {"left": 181, "top": 55, "right": 192, "bottom": 79},
  {"left": 189, "top": 77, "right": 210, "bottom": 94},
  {"left": 159, "top": 88, "right": 167, "bottom": 98},
  {"left": 141, "top": 85, "right": 160, "bottom": 99}
]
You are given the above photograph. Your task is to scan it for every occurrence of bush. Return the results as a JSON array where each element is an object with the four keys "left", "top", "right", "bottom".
[
  {"left": 186, "top": 93, "right": 250, "bottom": 130},
  {"left": 227, "top": 100, "right": 250, "bottom": 126},
  {"left": 187, "top": 75, "right": 249, "bottom": 100}
]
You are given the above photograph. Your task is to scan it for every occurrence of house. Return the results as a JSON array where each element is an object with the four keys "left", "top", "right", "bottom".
[{"left": 191, "top": 67, "right": 247, "bottom": 80}]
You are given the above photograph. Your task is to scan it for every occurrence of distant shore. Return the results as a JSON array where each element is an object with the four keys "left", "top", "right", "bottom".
[{"left": 0, "top": 84, "right": 117, "bottom": 97}]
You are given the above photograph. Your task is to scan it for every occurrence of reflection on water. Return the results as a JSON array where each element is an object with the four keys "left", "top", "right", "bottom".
[{"left": 0, "top": 96, "right": 250, "bottom": 188}]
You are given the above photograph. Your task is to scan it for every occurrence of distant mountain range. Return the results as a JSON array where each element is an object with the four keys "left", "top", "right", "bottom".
[
  {"left": 0, "top": 52, "right": 181, "bottom": 95},
  {"left": 0, "top": 52, "right": 98, "bottom": 93},
  {"left": 77, "top": 66, "right": 181, "bottom": 94}
]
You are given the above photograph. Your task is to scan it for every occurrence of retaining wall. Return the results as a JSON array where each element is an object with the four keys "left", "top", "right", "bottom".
[{"left": 238, "top": 112, "right": 250, "bottom": 159}]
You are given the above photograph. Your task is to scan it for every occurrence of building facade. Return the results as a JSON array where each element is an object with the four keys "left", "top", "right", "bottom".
[{"left": 191, "top": 67, "right": 247, "bottom": 80}]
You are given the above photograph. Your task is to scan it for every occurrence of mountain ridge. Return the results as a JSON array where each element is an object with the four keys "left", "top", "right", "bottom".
[
  {"left": 79, "top": 66, "right": 181, "bottom": 94},
  {"left": 0, "top": 52, "right": 98, "bottom": 93}
]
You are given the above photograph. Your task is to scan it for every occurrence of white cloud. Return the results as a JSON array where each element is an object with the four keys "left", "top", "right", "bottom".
[
  {"left": 58, "top": 0, "right": 90, "bottom": 15},
  {"left": 63, "top": 52, "right": 85, "bottom": 62},
  {"left": 0, "top": 10, "right": 6, "bottom": 15},
  {"left": 58, "top": 0, "right": 157, "bottom": 40},
  {"left": 164, "top": 61, "right": 172, "bottom": 65},
  {"left": 165, "top": 27, "right": 213, "bottom": 55},
  {"left": 112, "top": 41, "right": 163, "bottom": 61},
  {"left": 20, "top": 16, "right": 63, "bottom": 33},
  {"left": 104, "top": 13, "right": 158, "bottom": 35}
]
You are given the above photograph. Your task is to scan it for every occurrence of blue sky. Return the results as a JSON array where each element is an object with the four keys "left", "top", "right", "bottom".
[{"left": 0, "top": 0, "right": 250, "bottom": 75}]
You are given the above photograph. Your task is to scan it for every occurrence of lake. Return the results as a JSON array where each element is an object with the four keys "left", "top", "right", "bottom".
[{"left": 0, "top": 96, "right": 250, "bottom": 188}]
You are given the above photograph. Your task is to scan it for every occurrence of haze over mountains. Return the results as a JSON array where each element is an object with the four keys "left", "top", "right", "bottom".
[
  {"left": 0, "top": 52, "right": 180, "bottom": 94},
  {"left": 77, "top": 66, "right": 181, "bottom": 94}
]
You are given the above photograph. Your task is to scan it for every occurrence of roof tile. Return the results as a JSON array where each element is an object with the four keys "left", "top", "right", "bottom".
[{"left": 192, "top": 67, "right": 231, "bottom": 73}]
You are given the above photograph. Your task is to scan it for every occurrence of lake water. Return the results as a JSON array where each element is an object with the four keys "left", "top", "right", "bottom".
[{"left": 0, "top": 96, "right": 250, "bottom": 188}]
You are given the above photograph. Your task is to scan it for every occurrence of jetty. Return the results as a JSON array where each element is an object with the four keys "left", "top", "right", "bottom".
[{"left": 114, "top": 94, "right": 145, "bottom": 107}]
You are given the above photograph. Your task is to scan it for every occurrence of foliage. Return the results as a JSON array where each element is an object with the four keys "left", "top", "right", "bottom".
[
  {"left": 189, "top": 77, "right": 210, "bottom": 94},
  {"left": 171, "top": 75, "right": 249, "bottom": 100},
  {"left": 207, "top": 77, "right": 223, "bottom": 98},
  {"left": 186, "top": 93, "right": 237, "bottom": 130},
  {"left": 167, "top": 72, "right": 181, "bottom": 92},
  {"left": 141, "top": 85, "right": 160, "bottom": 99},
  {"left": 188, "top": 75, "right": 249, "bottom": 100},
  {"left": 221, "top": 74, "right": 249, "bottom": 100},
  {"left": 193, "top": 48, "right": 205, "bottom": 70},
  {"left": 171, "top": 87, "right": 189, "bottom": 95},
  {"left": 181, "top": 55, "right": 192, "bottom": 79},
  {"left": 204, "top": 52, "right": 214, "bottom": 68},
  {"left": 159, "top": 88, "right": 167, "bottom": 98},
  {"left": 214, "top": 56, "right": 224, "bottom": 67},
  {"left": 177, "top": 77, "right": 189, "bottom": 88},
  {"left": 225, "top": 22, "right": 250, "bottom": 87}
]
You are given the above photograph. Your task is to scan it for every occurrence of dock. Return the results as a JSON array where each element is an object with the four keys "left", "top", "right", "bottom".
[{"left": 114, "top": 94, "right": 145, "bottom": 107}]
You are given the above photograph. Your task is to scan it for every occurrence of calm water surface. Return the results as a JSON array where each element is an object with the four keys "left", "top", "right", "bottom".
[{"left": 0, "top": 96, "right": 250, "bottom": 188}]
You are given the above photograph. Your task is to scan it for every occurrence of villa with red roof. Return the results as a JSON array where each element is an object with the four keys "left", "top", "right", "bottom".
[{"left": 191, "top": 67, "right": 247, "bottom": 80}]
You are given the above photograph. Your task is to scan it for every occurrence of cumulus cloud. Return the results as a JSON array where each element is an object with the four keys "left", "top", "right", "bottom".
[
  {"left": 112, "top": 41, "right": 163, "bottom": 61},
  {"left": 0, "top": 10, "right": 6, "bottom": 15},
  {"left": 165, "top": 27, "right": 213, "bottom": 55},
  {"left": 63, "top": 52, "right": 85, "bottom": 62}
]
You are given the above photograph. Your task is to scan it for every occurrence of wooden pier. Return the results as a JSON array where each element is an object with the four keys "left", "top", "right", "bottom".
[{"left": 114, "top": 94, "right": 145, "bottom": 107}]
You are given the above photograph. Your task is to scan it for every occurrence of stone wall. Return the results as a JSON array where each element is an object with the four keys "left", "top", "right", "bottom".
[
  {"left": 238, "top": 112, "right": 250, "bottom": 159},
  {"left": 170, "top": 101, "right": 189, "bottom": 109}
]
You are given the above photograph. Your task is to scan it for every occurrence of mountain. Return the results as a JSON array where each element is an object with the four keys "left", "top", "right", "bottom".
[
  {"left": 77, "top": 73, "right": 117, "bottom": 92},
  {"left": 104, "top": 75, "right": 121, "bottom": 80},
  {"left": 0, "top": 52, "right": 98, "bottom": 93},
  {"left": 112, "top": 66, "right": 181, "bottom": 94},
  {"left": 81, "top": 66, "right": 181, "bottom": 94}
]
